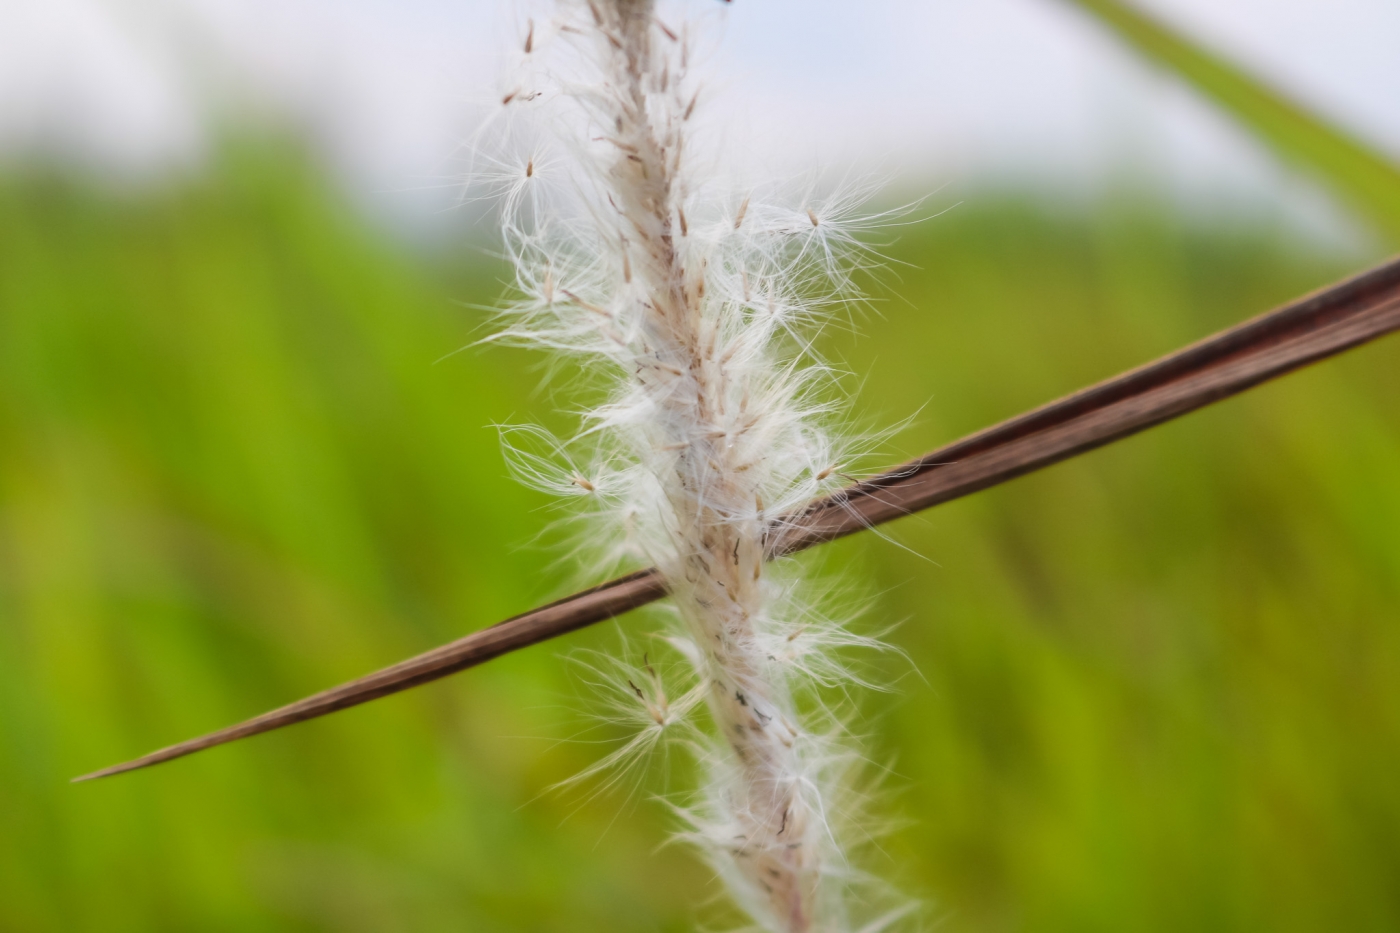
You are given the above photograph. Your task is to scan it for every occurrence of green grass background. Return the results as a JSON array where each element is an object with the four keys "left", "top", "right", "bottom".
[{"left": 2, "top": 142, "right": 1398, "bottom": 932}]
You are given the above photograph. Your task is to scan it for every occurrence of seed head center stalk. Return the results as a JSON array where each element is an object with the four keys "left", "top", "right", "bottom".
[{"left": 605, "top": 2, "right": 815, "bottom": 929}]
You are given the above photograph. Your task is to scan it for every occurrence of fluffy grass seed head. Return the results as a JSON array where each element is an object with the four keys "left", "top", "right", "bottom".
[{"left": 476, "top": 3, "right": 913, "bottom": 930}]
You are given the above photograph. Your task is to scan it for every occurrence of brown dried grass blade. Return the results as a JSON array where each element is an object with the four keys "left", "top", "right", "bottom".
[{"left": 75, "top": 256, "right": 1400, "bottom": 782}]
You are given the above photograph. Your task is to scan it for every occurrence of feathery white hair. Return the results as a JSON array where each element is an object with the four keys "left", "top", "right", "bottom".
[{"left": 480, "top": 2, "right": 910, "bottom": 930}]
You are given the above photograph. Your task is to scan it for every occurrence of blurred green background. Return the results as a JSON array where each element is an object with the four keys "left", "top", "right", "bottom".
[{"left": 4, "top": 5, "right": 1400, "bottom": 931}]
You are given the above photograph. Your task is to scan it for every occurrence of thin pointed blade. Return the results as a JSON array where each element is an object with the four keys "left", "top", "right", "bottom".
[{"left": 76, "top": 256, "right": 1400, "bottom": 782}]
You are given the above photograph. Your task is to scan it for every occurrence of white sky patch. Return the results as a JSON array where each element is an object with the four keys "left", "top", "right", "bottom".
[{"left": 0, "top": 0, "right": 1394, "bottom": 237}]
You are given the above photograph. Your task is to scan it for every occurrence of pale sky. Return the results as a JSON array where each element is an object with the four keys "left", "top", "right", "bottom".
[{"left": 2, "top": 0, "right": 1396, "bottom": 234}]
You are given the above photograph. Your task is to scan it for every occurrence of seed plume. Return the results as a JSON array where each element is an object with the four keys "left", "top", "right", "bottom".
[{"left": 483, "top": 3, "right": 907, "bottom": 930}]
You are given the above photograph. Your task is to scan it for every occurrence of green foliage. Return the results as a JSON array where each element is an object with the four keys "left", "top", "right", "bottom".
[
  {"left": 2, "top": 150, "right": 1399, "bottom": 931},
  {"left": 1060, "top": 0, "right": 1400, "bottom": 246}
]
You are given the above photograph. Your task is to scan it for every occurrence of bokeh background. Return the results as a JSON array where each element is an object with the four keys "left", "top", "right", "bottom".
[{"left": 3, "top": 1, "right": 1399, "bottom": 930}]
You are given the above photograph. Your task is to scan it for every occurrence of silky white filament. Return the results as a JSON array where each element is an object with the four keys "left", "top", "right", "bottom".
[{"left": 480, "top": 2, "right": 910, "bottom": 930}]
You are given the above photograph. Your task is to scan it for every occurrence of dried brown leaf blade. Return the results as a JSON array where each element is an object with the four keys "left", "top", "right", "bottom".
[{"left": 75, "top": 256, "right": 1400, "bottom": 782}]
